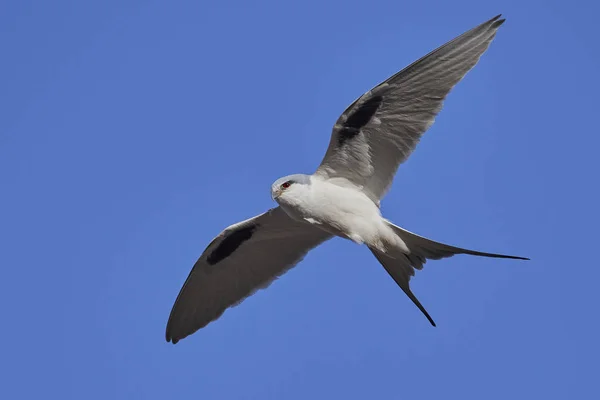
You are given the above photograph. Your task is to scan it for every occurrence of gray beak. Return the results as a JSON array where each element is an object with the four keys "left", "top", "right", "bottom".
[{"left": 272, "top": 188, "right": 283, "bottom": 201}]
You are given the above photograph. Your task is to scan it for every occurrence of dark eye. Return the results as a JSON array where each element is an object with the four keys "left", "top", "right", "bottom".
[{"left": 281, "top": 181, "right": 292, "bottom": 189}]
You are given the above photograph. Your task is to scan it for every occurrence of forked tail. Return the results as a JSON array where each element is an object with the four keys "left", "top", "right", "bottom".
[
  {"left": 369, "top": 220, "right": 528, "bottom": 326},
  {"left": 385, "top": 219, "right": 528, "bottom": 264}
]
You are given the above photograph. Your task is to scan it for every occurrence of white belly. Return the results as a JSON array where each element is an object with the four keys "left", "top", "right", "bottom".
[{"left": 278, "top": 176, "right": 394, "bottom": 250}]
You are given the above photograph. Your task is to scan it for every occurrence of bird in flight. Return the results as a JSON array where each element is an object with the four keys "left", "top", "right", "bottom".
[{"left": 166, "top": 14, "right": 528, "bottom": 344}]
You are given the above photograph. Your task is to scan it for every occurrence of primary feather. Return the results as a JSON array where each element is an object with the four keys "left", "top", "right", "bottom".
[{"left": 316, "top": 15, "right": 506, "bottom": 202}]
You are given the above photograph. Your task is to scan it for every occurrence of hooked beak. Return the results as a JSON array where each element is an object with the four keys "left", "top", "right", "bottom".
[{"left": 272, "top": 188, "right": 282, "bottom": 201}]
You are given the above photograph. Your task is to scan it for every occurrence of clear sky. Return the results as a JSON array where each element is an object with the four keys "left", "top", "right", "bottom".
[{"left": 1, "top": 0, "right": 599, "bottom": 399}]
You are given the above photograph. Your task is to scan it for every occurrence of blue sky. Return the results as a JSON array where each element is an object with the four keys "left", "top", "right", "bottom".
[{"left": 1, "top": 0, "right": 599, "bottom": 398}]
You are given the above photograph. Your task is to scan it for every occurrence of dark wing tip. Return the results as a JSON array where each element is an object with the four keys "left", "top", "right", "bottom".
[
  {"left": 490, "top": 14, "right": 506, "bottom": 28},
  {"left": 166, "top": 331, "right": 180, "bottom": 344},
  {"left": 165, "top": 307, "right": 179, "bottom": 343},
  {"left": 166, "top": 318, "right": 183, "bottom": 344}
]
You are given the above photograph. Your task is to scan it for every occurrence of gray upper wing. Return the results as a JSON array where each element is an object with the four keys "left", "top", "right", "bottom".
[
  {"left": 315, "top": 15, "right": 505, "bottom": 202},
  {"left": 166, "top": 207, "right": 331, "bottom": 344}
]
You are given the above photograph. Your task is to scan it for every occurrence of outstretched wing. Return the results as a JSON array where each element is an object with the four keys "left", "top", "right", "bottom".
[
  {"left": 166, "top": 207, "right": 331, "bottom": 344},
  {"left": 316, "top": 15, "right": 505, "bottom": 202}
]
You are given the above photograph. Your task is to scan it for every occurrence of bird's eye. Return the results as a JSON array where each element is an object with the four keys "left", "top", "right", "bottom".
[{"left": 281, "top": 181, "right": 292, "bottom": 189}]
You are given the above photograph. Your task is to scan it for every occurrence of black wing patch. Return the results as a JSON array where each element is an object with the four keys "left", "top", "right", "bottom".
[
  {"left": 207, "top": 224, "right": 259, "bottom": 265},
  {"left": 337, "top": 95, "right": 383, "bottom": 146}
]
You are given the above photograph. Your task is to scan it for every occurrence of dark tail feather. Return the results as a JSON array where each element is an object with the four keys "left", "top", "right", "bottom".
[
  {"left": 384, "top": 219, "right": 529, "bottom": 262},
  {"left": 370, "top": 247, "right": 436, "bottom": 327}
]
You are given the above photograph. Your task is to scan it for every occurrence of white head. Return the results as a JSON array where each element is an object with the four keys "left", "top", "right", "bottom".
[{"left": 271, "top": 174, "right": 312, "bottom": 205}]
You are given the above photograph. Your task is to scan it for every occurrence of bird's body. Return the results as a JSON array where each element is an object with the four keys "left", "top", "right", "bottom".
[
  {"left": 165, "top": 14, "right": 529, "bottom": 344},
  {"left": 275, "top": 175, "right": 403, "bottom": 254}
]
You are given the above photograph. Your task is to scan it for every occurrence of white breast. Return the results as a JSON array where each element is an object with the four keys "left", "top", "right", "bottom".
[{"left": 277, "top": 175, "right": 390, "bottom": 247}]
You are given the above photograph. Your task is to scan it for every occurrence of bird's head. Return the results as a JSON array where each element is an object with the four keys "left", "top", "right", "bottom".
[{"left": 271, "top": 174, "right": 311, "bottom": 204}]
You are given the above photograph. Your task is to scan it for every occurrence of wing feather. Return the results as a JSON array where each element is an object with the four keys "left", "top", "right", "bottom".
[
  {"left": 316, "top": 15, "right": 506, "bottom": 202},
  {"left": 166, "top": 207, "right": 331, "bottom": 343}
]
